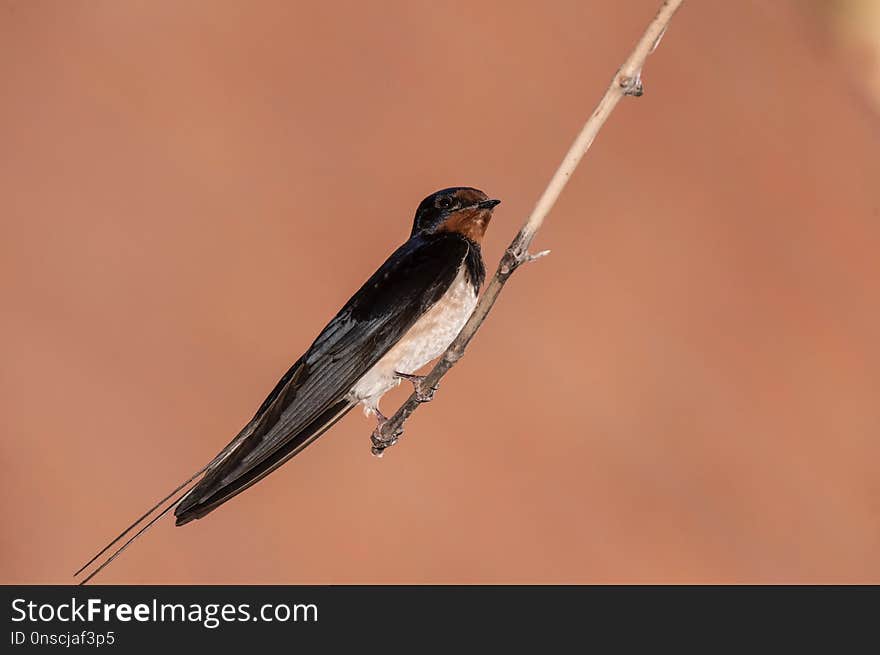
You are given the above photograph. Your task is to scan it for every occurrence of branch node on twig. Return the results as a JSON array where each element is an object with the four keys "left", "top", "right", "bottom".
[
  {"left": 499, "top": 247, "right": 521, "bottom": 276},
  {"left": 619, "top": 72, "right": 644, "bottom": 97},
  {"left": 499, "top": 238, "right": 551, "bottom": 276}
]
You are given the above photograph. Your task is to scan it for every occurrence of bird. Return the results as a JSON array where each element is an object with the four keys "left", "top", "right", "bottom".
[{"left": 75, "top": 186, "right": 500, "bottom": 583}]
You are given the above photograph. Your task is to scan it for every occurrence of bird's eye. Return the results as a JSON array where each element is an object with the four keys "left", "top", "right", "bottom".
[{"left": 438, "top": 197, "right": 453, "bottom": 210}]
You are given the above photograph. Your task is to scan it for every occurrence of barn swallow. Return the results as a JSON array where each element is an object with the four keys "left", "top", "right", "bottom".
[{"left": 75, "top": 186, "right": 500, "bottom": 583}]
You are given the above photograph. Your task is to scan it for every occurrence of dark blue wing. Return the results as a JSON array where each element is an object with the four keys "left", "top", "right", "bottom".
[{"left": 174, "top": 232, "right": 478, "bottom": 523}]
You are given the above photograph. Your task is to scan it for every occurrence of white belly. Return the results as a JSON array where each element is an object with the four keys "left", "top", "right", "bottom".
[{"left": 350, "top": 265, "right": 477, "bottom": 414}]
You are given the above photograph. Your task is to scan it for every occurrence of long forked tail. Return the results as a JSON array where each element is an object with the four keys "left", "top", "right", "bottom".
[
  {"left": 73, "top": 465, "right": 211, "bottom": 585},
  {"left": 75, "top": 393, "right": 357, "bottom": 583}
]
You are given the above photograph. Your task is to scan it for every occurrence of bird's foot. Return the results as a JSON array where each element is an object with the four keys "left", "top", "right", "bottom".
[
  {"left": 394, "top": 371, "right": 438, "bottom": 403},
  {"left": 370, "top": 409, "right": 402, "bottom": 458}
]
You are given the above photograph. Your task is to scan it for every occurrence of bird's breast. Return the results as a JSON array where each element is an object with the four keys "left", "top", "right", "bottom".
[{"left": 350, "top": 264, "right": 478, "bottom": 407}]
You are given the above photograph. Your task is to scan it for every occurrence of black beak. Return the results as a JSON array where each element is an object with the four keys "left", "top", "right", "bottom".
[{"left": 477, "top": 199, "right": 501, "bottom": 210}]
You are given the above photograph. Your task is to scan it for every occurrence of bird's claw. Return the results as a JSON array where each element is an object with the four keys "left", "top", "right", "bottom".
[
  {"left": 395, "top": 371, "right": 438, "bottom": 403},
  {"left": 371, "top": 373, "right": 435, "bottom": 456},
  {"left": 370, "top": 409, "right": 402, "bottom": 457},
  {"left": 371, "top": 426, "right": 402, "bottom": 458}
]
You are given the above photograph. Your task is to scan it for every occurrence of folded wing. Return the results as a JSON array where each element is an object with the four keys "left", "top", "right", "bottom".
[{"left": 174, "top": 232, "right": 472, "bottom": 523}]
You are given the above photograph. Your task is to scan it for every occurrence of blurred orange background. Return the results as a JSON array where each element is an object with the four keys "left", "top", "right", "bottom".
[{"left": 2, "top": 1, "right": 878, "bottom": 584}]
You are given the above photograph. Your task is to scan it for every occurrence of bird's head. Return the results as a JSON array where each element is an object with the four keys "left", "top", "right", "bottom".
[{"left": 411, "top": 187, "right": 501, "bottom": 242}]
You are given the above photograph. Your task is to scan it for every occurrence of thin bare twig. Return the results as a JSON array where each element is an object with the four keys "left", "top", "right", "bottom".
[{"left": 371, "top": 0, "right": 685, "bottom": 456}]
